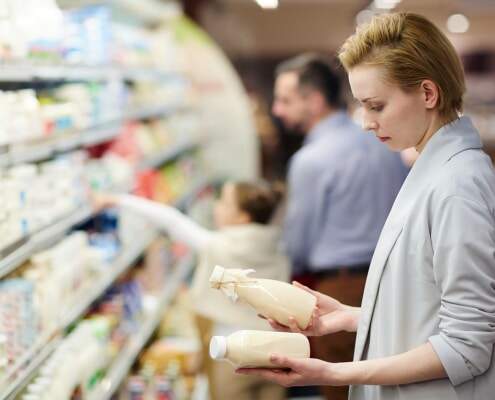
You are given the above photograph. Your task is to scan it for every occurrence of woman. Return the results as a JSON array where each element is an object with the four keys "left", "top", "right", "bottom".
[
  {"left": 96, "top": 180, "right": 289, "bottom": 400},
  {"left": 238, "top": 13, "right": 495, "bottom": 400}
]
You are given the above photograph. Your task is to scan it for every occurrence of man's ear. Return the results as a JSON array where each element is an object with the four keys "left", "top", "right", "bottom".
[{"left": 306, "top": 89, "right": 326, "bottom": 112}]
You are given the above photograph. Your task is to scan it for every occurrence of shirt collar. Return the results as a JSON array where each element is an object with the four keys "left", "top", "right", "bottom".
[{"left": 304, "top": 110, "right": 349, "bottom": 145}]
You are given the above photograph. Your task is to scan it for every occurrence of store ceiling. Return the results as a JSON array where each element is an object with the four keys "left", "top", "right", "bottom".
[{"left": 196, "top": 0, "right": 495, "bottom": 58}]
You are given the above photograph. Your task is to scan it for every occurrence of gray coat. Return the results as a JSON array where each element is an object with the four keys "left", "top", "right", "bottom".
[{"left": 350, "top": 117, "right": 495, "bottom": 400}]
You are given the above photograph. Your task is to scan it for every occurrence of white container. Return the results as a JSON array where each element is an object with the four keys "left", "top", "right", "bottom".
[
  {"left": 210, "top": 330, "right": 310, "bottom": 368},
  {"left": 210, "top": 266, "right": 317, "bottom": 329}
]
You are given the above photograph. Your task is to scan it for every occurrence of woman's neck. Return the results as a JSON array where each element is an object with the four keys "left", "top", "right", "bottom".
[{"left": 415, "top": 112, "right": 458, "bottom": 153}]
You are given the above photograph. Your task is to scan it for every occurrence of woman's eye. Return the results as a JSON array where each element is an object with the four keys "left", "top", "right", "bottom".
[{"left": 370, "top": 105, "right": 383, "bottom": 112}]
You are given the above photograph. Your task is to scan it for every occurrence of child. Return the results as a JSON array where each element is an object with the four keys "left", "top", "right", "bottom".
[{"left": 95, "top": 180, "right": 289, "bottom": 400}]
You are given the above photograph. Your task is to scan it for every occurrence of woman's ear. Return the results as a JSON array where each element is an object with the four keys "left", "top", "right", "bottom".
[{"left": 421, "top": 79, "right": 440, "bottom": 110}]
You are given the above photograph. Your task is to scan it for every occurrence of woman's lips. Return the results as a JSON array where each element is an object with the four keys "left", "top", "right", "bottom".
[{"left": 378, "top": 136, "right": 391, "bottom": 142}]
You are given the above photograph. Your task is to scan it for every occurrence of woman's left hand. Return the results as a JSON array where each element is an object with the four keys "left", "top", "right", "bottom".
[{"left": 236, "top": 354, "right": 341, "bottom": 387}]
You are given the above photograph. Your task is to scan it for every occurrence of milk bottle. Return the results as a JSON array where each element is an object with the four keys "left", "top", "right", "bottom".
[
  {"left": 209, "top": 266, "right": 317, "bottom": 329},
  {"left": 210, "top": 330, "right": 310, "bottom": 368}
]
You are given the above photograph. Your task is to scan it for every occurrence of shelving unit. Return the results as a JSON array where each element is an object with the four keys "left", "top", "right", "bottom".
[
  {"left": 87, "top": 253, "right": 196, "bottom": 400},
  {"left": 0, "top": 64, "right": 183, "bottom": 83},
  {"left": 0, "top": 229, "right": 157, "bottom": 400},
  {"left": 0, "top": 2, "right": 216, "bottom": 399},
  {"left": 0, "top": 103, "right": 191, "bottom": 169},
  {"left": 0, "top": 139, "right": 205, "bottom": 281},
  {"left": 138, "top": 138, "right": 200, "bottom": 171},
  {"left": 0, "top": 176, "right": 209, "bottom": 399},
  {"left": 0, "top": 205, "right": 93, "bottom": 280}
]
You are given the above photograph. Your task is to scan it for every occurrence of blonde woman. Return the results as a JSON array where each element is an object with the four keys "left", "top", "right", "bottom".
[{"left": 238, "top": 13, "right": 495, "bottom": 400}]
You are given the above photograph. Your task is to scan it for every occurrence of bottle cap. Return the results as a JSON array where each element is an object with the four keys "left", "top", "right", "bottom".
[{"left": 209, "top": 336, "right": 227, "bottom": 360}]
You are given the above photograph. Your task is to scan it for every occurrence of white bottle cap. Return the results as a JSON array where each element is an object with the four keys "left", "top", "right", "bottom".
[{"left": 209, "top": 336, "right": 227, "bottom": 360}]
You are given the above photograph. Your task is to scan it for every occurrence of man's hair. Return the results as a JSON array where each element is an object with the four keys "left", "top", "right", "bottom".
[{"left": 276, "top": 53, "right": 342, "bottom": 107}]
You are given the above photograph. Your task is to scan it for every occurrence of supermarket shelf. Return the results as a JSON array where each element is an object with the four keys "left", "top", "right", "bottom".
[
  {"left": 58, "top": 0, "right": 181, "bottom": 25},
  {"left": 0, "top": 181, "right": 205, "bottom": 399},
  {"left": 0, "top": 174, "right": 209, "bottom": 280},
  {"left": 0, "top": 152, "right": 9, "bottom": 168},
  {"left": 0, "top": 231, "right": 157, "bottom": 400},
  {"left": 0, "top": 205, "right": 93, "bottom": 280},
  {"left": 138, "top": 138, "right": 200, "bottom": 170},
  {"left": 59, "top": 229, "right": 157, "bottom": 329},
  {"left": 0, "top": 104, "right": 188, "bottom": 168},
  {"left": 128, "top": 104, "right": 185, "bottom": 121},
  {"left": 88, "top": 253, "right": 196, "bottom": 400},
  {"left": 175, "top": 177, "right": 216, "bottom": 212},
  {"left": 0, "top": 63, "right": 183, "bottom": 83},
  {"left": 0, "top": 337, "right": 62, "bottom": 400}
]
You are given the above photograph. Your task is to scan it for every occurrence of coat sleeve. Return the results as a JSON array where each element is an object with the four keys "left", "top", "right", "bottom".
[
  {"left": 117, "top": 194, "right": 213, "bottom": 251},
  {"left": 429, "top": 195, "right": 495, "bottom": 386}
]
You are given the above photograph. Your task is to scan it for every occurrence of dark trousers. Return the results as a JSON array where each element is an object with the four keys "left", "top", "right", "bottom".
[{"left": 294, "top": 265, "right": 368, "bottom": 400}]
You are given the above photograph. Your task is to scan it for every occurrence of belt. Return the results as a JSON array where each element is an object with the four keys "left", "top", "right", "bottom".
[{"left": 312, "top": 263, "right": 369, "bottom": 278}]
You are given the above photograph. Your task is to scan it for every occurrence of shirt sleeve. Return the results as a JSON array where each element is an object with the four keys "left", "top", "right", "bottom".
[
  {"left": 283, "top": 154, "right": 328, "bottom": 274},
  {"left": 117, "top": 194, "right": 213, "bottom": 252},
  {"left": 428, "top": 195, "right": 495, "bottom": 386}
]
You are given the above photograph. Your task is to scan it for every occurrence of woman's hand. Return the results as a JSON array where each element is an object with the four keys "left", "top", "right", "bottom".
[
  {"left": 262, "top": 281, "right": 361, "bottom": 336},
  {"left": 236, "top": 354, "right": 342, "bottom": 387}
]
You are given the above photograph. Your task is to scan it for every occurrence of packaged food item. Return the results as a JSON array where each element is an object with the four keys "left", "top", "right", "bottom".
[
  {"left": 210, "top": 266, "right": 316, "bottom": 329},
  {"left": 209, "top": 330, "right": 310, "bottom": 368}
]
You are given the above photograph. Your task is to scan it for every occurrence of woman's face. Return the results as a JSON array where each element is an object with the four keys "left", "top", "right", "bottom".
[
  {"left": 348, "top": 65, "right": 431, "bottom": 152},
  {"left": 214, "top": 183, "right": 249, "bottom": 228}
]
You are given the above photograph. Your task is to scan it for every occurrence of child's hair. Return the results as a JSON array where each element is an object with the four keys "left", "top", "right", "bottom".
[{"left": 233, "top": 181, "right": 285, "bottom": 225}]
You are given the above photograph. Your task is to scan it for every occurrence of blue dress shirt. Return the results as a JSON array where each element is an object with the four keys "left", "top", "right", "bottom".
[{"left": 284, "top": 111, "right": 408, "bottom": 274}]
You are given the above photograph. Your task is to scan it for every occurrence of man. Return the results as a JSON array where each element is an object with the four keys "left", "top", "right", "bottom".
[{"left": 272, "top": 54, "right": 408, "bottom": 400}]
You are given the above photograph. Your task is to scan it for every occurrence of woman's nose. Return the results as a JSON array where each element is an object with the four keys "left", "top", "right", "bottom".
[{"left": 363, "top": 118, "right": 378, "bottom": 132}]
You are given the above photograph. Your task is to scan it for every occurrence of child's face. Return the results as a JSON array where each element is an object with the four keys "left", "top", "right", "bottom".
[{"left": 214, "top": 183, "right": 250, "bottom": 228}]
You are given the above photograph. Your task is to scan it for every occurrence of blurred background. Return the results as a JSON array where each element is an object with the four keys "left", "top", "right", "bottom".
[{"left": 0, "top": 1, "right": 493, "bottom": 400}]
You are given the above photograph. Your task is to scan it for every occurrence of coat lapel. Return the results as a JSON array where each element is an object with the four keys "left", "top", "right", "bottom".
[{"left": 354, "top": 223, "right": 403, "bottom": 361}]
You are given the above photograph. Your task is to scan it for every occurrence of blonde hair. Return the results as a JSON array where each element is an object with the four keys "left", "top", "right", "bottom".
[{"left": 338, "top": 13, "right": 465, "bottom": 117}]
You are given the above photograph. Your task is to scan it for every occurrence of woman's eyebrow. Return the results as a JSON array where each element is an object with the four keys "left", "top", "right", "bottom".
[{"left": 361, "top": 96, "right": 378, "bottom": 103}]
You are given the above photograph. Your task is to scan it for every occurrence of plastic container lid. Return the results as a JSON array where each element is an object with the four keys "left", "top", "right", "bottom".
[{"left": 209, "top": 336, "right": 227, "bottom": 360}]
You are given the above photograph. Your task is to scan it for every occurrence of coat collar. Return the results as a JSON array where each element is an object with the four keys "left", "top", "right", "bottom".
[
  {"left": 389, "top": 116, "right": 481, "bottom": 224},
  {"left": 354, "top": 116, "right": 483, "bottom": 361}
]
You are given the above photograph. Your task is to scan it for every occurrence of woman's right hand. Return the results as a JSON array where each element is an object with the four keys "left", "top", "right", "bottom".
[{"left": 262, "top": 281, "right": 361, "bottom": 336}]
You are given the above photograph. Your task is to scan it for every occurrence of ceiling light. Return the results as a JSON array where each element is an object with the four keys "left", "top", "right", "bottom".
[
  {"left": 447, "top": 14, "right": 470, "bottom": 33},
  {"left": 373, "top": 0, "right": 401, "bottom": 10},
  {"left": 255, "top": 0, "right": 278, "bottom": 9},
  {"left": 356, "top": 9, "right": 374, "bottom": 25}
]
